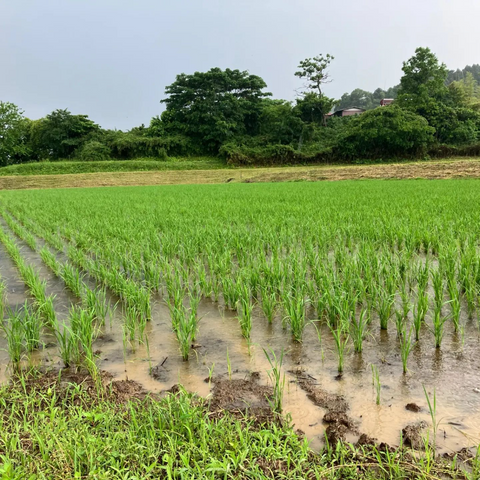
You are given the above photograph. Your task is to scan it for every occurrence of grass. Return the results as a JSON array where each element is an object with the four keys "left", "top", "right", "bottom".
[
  {"left": 1, "top": 157, "right": 480, "bottom": 191},
  {"left": 0, "top": 371, "right": 470, "bottom": 480},
  {"left": 0, "top": 156, "right": 228, "bottom": 176}
]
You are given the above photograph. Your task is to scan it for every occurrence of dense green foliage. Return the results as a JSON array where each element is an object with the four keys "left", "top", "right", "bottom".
[
  {"left": 334, "top": 106, "right": 435, "bottom": 159},
  {"left": 2, "top": 48, "right": 480, "bottom": 168},
  {"left": 0, "top": 102, "right": 31, "bottom": 167}
]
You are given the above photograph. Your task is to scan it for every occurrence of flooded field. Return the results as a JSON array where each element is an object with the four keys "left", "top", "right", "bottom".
[{"left": 1, "top": 180, "right": 480, "bottom": 457}]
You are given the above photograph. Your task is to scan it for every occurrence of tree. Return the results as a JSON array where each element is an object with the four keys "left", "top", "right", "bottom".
[
  {"left": 0, "top": 101, "right": 31, "bottom": 166},
  {"left": 295, "top": 54, "right": 334, "bottom": 97},
  {"left": 398, "top": 47, "right": 448, "bottom": 106},
  {"left": 161, "top": 68, "right": 270, "bottom": 152},
  {"left": 294, "top": 54, "right": 336, "bottom": 125},
  {"left": 398, "top": 48, "right": 480, "bottom": 144},
  {"left": 30, "top": 109, "right": 99, "bottom": 159}
]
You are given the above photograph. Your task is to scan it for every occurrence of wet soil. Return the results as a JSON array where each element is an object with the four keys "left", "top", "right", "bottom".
[
  {"left": 209, "top": 374, "right": 274, "bottom": 421},
  {"left": 402, "top": 421, "right": 428, "bottom": 450},
  {"left": 9, "top": 369, "right": 147, "bottom": 407}
]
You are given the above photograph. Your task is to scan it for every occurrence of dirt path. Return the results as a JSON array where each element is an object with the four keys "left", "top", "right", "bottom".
[{"left": 1, "top": 158, "right": 480, "bottom": 190}]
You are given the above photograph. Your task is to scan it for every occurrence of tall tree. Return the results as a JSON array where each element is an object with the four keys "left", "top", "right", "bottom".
[
  {"left": 398, "top": 48, "right": 480, "bottom": 144},
  {"left": 398, "top": 47, "right": 448, "bottom": 103},
  {"left": 0, "top": 101, "right": 31, "bottom": 166},
  {"left": 295, "top": 54, "right": 336, "bottom": 124},
  {"left": 161, "top": 68, "right": 270, "bottom": 152},
  {"left": 295, "top": 54, "right": 334, "bottom": 97}
]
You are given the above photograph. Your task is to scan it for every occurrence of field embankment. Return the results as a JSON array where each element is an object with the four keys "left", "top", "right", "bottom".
[{"left": 1, "top": 158, "right": 480, "bottom": 190}]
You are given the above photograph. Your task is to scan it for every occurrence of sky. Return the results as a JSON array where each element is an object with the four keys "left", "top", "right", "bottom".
[{"left": 1, "top": 0, "right": 479, "bottom": 130}]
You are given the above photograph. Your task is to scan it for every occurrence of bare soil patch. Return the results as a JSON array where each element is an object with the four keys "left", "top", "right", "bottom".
[
  {"left": 209, "top": 374, "right": 274, "bottom": 422},
  {"left": 9, "top": 369, "right": 147, "bottom": 407}
]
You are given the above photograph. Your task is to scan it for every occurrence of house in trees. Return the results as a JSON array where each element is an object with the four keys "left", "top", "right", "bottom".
[
  {"left": 331, "top": 107, "right": 366, "bottom": 117},
  {"left": 380, "top": 98, "right": 394, "bottom": 106}
]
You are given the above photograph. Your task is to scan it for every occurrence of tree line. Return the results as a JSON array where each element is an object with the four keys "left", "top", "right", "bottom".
[{"left": 2, "top": 47, "right": 480, "bottom": 167}]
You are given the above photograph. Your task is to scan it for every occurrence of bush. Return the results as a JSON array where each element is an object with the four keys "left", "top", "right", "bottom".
[
  {"left": 220, "top": 142, "right": 331, "bottom": 166},
  {"left": 334, "top": 106, "right": 436, "bottom": 160},
  {"left": 428, "top": 143, "right": 480, "bottom": 158},
  {"left": 77, "top": 140, "right": 111, "bottom": 161},
  {"left": 104, "top": 132, "right": 193, "bottom": 159}
]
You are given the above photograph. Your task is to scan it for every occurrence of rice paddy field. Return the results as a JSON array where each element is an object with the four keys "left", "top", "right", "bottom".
[{"left": 1, "top": 179, "right": 480, "bottom": 478}]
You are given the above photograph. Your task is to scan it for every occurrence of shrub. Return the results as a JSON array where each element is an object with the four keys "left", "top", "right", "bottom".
[
  {"left": 220, "top": 142, "right": 331, "bottom": 166},
  {"left": 77, "top": 140, "right": 111, "bottom": 161},
  {"left": 104, "top": 132, "right": 192, "bottom": 159},
  {"left": 334, "top": 105, "right": 436, "bottom": 160}
]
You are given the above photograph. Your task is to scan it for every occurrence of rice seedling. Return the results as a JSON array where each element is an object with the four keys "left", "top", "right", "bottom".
[
  {"left": 283, "top": 289, "right": 308, "bottom": 342},
  {"left": 237, "top": 286, "right": 254, "bottom": 339},
  {"left": 55, "top": 322, "right": 79, "bottom": 368},
  {"left": 350, "top": 309, "right": 369, "bottom": 353},
  {"left": 329, "top": 322, "right": 349, "bottom": 374},
  {"left": 413, "top": 290, "right": 428, "bottom": 341},
  {"left": 207, "top": 363, "right": 215, "bottom": 384},
  {"left": 263, "top": 348, "right": 285, "bottom": 414},
  {"left": 69, "top": 306, "right": 97, "bottom": 363},
  {"left": 37, "top": 296, "right": 57, "bottom": 328},
  {"left": 376, "top": 289, "right": 395, "bottom": 330},
  {"left": 23, "top": 302, "right": 42, "bottom": 351},
  {"left": 123, "top": 306, "right": 138, "bottom": 352},
  {"left": 431, "top": 304, "right": 448, "bottom": 349},
  {"left": 169, "top": 304, "right": 197, "bottom": 361},
  {"left": 394, "top": 310, "right": 405, "bottom": 337},
  {"left": 61, "top": 263, "right": 86, "bottom": 298},
  {"left": 260, "top": 286, "right": 277, "bottom": 324},
  {"left": 83, "top": 287, "right": 109, "bottom": 325},
  {"left": 423, "top": 386, "right": 438, "bottom": 450},
  {"left": 1, "top": 309, "right": 25, "bottom": 368},
  {"left": 40, "top": 246, "right": 60, "bottom": 276}
]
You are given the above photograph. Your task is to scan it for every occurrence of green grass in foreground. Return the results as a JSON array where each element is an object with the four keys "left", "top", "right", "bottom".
[
  {"left": 0, "top": 373, "right": 474, "bottom": 480},
  {"left": 0, "top": 157, "right": 228, "bottom": 176}
]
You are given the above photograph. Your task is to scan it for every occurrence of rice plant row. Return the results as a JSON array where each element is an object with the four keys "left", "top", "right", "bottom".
[{"left": 1, "top": 180, "right": 479, "bottom": 371}]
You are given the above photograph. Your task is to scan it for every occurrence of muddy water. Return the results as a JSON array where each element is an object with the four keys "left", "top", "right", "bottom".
[
  {"left": 86, "top": 297, "right": 480, "bottom": 454},
  {"left": 1, "top": 239, "right": 480, "bottom": 453}
]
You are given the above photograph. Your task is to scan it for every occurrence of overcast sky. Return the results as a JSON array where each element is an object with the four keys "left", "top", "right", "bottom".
[{"left": 1, "top": 0, "right": 479, "bottom": 130}]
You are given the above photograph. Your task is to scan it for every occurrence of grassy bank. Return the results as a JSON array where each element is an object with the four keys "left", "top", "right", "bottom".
[
  {"left": 0, "top": 371, "right": 473, "bottom": 479},
  {"left": 0, "top": 158, "right": 480, "bottom": 190},
  {"left": 0, "top": 157, "right": 227, "bottom": 176}
]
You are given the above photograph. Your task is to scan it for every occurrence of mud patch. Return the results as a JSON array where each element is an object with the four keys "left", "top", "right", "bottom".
[
  {"left": 9, "top": 369, "right": 147, "bottom": 406},
  {"left": 402, "top": 421, "right": 428, "bottom": 450},
  {"left": 209, "top": 375, "right": 274, "bottom": 421},
  {"left": 293, "top": 370, "right": 358, "bottom": 444},
  {"left": 293, "top": 371, "right": 349, "bottom": 413},
  {"left": 405, "top": 402, "right": 421, "bottom": 413}
]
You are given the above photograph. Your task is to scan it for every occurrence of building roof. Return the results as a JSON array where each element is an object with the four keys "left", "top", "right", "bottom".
[{"left": 333, "top": 106, "right": 366, "bottom": 113}]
